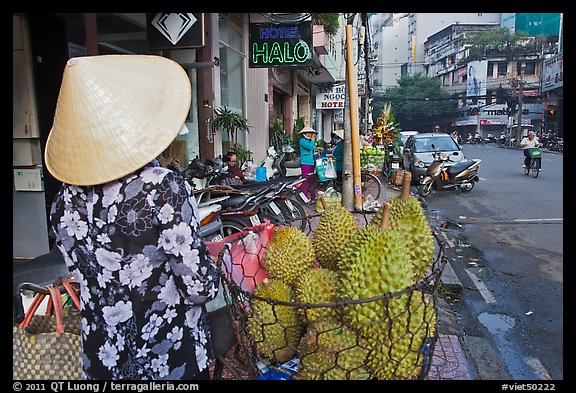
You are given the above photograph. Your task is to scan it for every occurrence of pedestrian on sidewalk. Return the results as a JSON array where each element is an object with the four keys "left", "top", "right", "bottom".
[
  {"left": 45, "top": 55, "right": 219, "bottom": 380},
  {"left": 298, "top": 125, "right": 319, "bottom": 203}
]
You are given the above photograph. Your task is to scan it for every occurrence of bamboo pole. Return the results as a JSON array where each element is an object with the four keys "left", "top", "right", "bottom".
[
  {"left": 379, "top": 202, "right": 392, "bottom": 230},
  {"left": 345, "top": 20, "right": 363, "bottom": 211},
  {"left": 400, "top": 171, "right": 412, "bottom": 200}
]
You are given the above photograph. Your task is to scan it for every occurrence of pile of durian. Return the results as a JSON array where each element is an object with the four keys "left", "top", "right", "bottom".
[{"left": 245, "top": 173, "right": 438, "bottom": 380}]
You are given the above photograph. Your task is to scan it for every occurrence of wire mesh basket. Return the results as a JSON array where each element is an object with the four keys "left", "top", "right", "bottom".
[{"left": 214, "top": 210, "right": 447, "bottom": 380}]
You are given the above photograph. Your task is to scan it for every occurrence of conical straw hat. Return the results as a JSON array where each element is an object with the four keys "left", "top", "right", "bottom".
[
  {"left": 45, "top": 55, "right": 191, "bottom": 186},
  {"left": 298, "top": 125, "right": 318, "bottom": 134}
]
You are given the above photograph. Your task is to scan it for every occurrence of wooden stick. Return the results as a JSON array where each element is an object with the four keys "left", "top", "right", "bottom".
[
  {"left": 320, "top": 196, "right": 328, "bottom": 210},
  {"left": 400, "top": 171, "right": 412, "bottom": 200},
  {"left": 379, "top": 202, "right": 392, "bottom": 230}
]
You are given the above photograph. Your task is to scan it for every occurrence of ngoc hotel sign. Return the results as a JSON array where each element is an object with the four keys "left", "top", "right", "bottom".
[{"left": 316, "top": 84, "right": 345, "bottom": 110}]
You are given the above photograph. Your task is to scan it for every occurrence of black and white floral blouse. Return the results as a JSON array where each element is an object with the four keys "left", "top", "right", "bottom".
[{"left": 50, "top": 160, "right": 219, "bottom": 380}]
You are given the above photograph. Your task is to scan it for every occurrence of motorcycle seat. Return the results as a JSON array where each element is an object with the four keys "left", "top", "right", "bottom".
[
  {"left": 283, "top": 160, "right": 300, "bottom": 168},
  {"left": 446, "top": 160, "right": 476, "bottom": 176},
  {"left": 220, "top": 194, "right": 251, "bottom": 208}
]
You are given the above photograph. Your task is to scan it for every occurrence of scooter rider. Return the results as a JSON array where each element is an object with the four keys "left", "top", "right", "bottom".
[{"left": 520, "top": 131, "right": 542, "bottom": 168}]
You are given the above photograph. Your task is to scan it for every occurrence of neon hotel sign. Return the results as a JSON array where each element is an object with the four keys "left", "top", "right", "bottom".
[{"left": 249, "top": 22, "right": 312, "bottom": 68}]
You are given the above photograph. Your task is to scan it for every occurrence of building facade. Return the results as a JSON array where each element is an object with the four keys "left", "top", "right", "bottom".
[{"left": 13, "top": 12, "right": 345, "bottom": 258}]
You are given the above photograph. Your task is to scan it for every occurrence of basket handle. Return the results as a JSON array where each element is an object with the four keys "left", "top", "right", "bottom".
[
  {"left": 16, "top": 279, "right": 80, "bottom": 332},
  {"left": 18, "top": 292, "right": 46, "bottom": 329},
  {"left": 47, "top": 285, "right": 65, "bottom": 334}
]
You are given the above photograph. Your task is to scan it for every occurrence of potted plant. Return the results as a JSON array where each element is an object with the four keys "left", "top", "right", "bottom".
[{"left": 213, "top": 106, "right": 251, "bottom": 147}]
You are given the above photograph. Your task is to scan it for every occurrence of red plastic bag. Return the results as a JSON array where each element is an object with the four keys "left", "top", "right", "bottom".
[{"left": 205, "top": 221, "right": 275, "bottom": 293}]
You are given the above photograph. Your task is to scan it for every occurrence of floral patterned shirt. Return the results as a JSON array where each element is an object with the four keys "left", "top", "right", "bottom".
[{"left": 49, "top": 160, "right": 219, "bottom": 380}]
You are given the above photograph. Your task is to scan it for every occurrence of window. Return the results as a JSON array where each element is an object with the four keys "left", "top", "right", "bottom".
[
  {"left": 219, "top": 16, "right": 246, "bottom": 146},
  {"left": 523, "top": 62, "right": 536, "bottom": 75},
  {"left": 497, "top": 63, "right": 507, "bottom": 77}
]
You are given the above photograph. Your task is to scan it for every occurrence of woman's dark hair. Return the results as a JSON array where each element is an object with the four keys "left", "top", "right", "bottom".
[{"left": 223, "top": 151, "right": 237, "bottom": 163}]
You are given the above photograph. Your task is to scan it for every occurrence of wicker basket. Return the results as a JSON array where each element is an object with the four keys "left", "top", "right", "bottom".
[{"left": 214, "top": 212, "right": 447, "bottom": 380}]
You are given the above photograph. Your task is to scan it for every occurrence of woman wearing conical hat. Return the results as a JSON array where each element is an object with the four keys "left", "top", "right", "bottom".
[
  {"left": 46, "top": 55, "right": 218, "bottom": 380},
  {"left": 298, "top": 125, "right": 319, "bottom": 203}
]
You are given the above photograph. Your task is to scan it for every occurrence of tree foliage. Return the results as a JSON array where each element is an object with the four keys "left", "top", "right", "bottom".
[
  {"left": 373, "top": 75, "right": 456, "bottom": 131},
  {"left": 312, "top": 13, "right": 340, "bottom": 36}
]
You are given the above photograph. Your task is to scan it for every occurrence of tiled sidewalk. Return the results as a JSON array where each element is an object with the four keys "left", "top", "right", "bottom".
[{"left": 428, "top": 334, "right": 476, "bottom": 380}]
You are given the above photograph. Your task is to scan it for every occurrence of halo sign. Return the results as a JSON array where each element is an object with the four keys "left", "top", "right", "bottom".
[{"left": 249, "top": 21, "right": 313, "bottom": 68}]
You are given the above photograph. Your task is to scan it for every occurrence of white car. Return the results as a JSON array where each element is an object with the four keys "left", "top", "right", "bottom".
[{"left": 399, "top": 131, "right": 419, "bottom": 156}]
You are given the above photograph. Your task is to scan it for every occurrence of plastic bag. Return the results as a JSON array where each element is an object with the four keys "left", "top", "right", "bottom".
[
  {"left": 316, "top": 157, "right": 336, "bottom": 182},
  {"left": 205, "top": 221, "right": 275, "bottom": 293},
  {"left": 244, "top": 161, "right": 256, "bottom": 181},
  {"left": 255, "top": 167, "right": 267, "bottom": 182}
]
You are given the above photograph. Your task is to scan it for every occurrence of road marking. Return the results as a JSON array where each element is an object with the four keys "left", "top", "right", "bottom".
[
  {"left": 513, "top": 218, "right": 563, "bottom": 222},
  {"left": 466, "top": 268, "right": 496, "bottom": 303},
  {"left": 525, "top": 357, "right": 552, "bottom": 380},
  {"left": 456, "top": 216, "right": 563, "bottom": 225},
  {"left": 438, "top": 231, "right": 454, "bottom": 248}
]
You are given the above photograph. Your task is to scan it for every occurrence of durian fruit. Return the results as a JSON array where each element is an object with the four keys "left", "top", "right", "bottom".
[
  {"left": 312, "top": 202, "right": 359, "bottom": 270},
  {"left": 263, "top": 226, "right": 315, "bottom": 286},
  {"left": 370, "top": 172, "right": 435, "bottom": 282},
  {"left": 294, "top": 267, "right": 342, "bottom": 323},
  {"left": 337, "top": 204, "right": 414, "bottom": 332},
  {"left": 363, "top": 291, "right": 437, "bottom": 380},
  {"left": 246, "top": 278, "right": 305, "bottom": 363},
  {"left": 298, "top": 320, "right": 370, "bottom": 380}
]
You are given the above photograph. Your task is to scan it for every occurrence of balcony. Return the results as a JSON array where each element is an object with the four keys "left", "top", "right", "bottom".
[{"left": 313, "top": 24, "right": 330, "bottom": 55}]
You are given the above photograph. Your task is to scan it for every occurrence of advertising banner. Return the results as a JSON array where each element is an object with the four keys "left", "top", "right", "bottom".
[
  {"left": 542, "top": 53, "right": 563, "bottom": 92},
  {"left": 466, "top": 60, "right": 487, "bottom": 105}
]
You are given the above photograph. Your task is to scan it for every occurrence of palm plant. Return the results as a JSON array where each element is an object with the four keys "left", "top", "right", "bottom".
[{"left": 213, "top": 106, "right": 250, "bottom": 146}]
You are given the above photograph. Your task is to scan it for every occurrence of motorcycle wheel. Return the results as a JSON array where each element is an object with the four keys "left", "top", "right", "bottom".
[
  {"left": 258, "top": 202, "right": 286, "bottom": 226},
  {"left": 221, "top": 217, "right": 251, "bottom": 237},
  {"left": 460, "top": 181, "right": 475, "bottom": 192},
  {"left": 278, "top": 197, "right": 308, "bottom": 231},
  {"left": 417, "top": 181, "right": 433, "bottom": 197}
]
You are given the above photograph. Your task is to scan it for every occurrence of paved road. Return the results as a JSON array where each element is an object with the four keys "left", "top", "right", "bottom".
[{"left": 415, "top": 144, "right": 563, "bottom": 381}]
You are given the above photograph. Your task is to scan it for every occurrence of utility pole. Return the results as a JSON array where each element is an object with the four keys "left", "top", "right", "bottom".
[
  {"left": 515, "top": 66, "right": 524, "bottom": 146},
  {"left": 344, "top": 13, "right": 363, "bottom": 211},
  {"left": 362, "top": 13, "right": 371, "bottom": 135}
]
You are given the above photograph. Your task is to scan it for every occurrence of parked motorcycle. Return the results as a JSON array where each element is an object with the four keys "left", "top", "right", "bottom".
[
  {"left": 467, "top": 134, "right": 482, "bottom": 144},
  {"left": 273, "top": 144, "right": 302, "bottom": 178},
  {"left": 417, "top": 149, "right": 482, "bottom": 197},
  {"left": 261, "top": 146, "right": 280, "bottom": 180},
  {"left": 483, "top": 133, "right": 498, "bottom": 144},
  {"left": 498, "top": 132, "right": 507, "bottom": 145},
  {"left": 547, "top": 137, "right": 563, "bottom": 152}
]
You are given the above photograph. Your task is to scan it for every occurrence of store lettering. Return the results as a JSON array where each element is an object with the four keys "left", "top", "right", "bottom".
[
  {"left": 251, "top": 41, "right": 310, "bottom": 65},
  {"left": 259, "top": 27, "right": 301, "bottom": 39},
  {"left": 321, "top": 101, "right": 344, "bottom": 108}
]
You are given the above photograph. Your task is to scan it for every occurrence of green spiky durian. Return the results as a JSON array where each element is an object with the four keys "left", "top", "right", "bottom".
[
  {"left": 363, "top": 291, "right": 437, "bottom": 380},
  {"left": 370, "top": 187, "right": 435, "bottom": 283},
  {"left": 312, "top": 205, "right": 359, "bottom": 270},
  {"left": 294, "top": 268, "right": 342, "bottom": 323},
  {"left": 337, "top": 224, "right": 414, "bottom": 331},
  {"left": 298, "top": 320, "right": 370, "bottom": 380},
  {"left": 246, "top": 278, "right": 305, "bottom": 363},
  {"left": 264, "top": 226, "right": 315, "bottom": 286}
]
